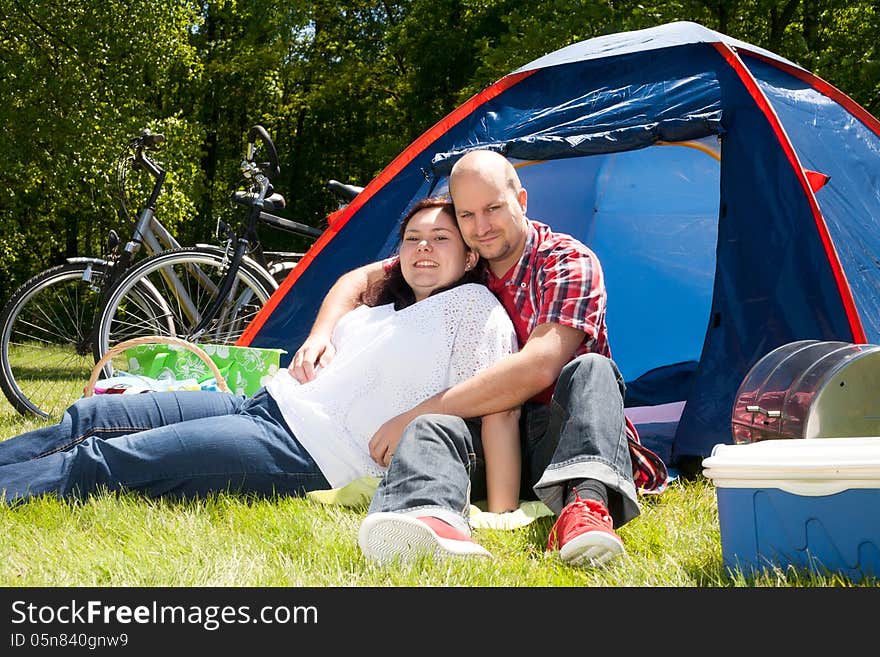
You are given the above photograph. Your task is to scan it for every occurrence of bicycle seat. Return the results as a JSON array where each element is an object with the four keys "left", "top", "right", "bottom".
[
  {"left": 232, "top": 191, "right": 286, "bottom": 211},
  {"left": 328, "top": 180, "right": 364, "bottom": 203}
]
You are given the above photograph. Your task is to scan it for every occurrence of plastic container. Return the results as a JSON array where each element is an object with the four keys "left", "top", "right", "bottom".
[{"left": 702, "top": 437, "right": 880, "bottom": 579}]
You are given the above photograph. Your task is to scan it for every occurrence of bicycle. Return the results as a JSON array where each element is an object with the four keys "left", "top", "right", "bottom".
[
  {"left": 92, "top": 126, "right": 359, "bottom": 381},
  {"left": 0, "top": 127, "right": 341, "bottom": 419},
  {"left": 0, "top": 130, "right": 192, "bottom": 419}
]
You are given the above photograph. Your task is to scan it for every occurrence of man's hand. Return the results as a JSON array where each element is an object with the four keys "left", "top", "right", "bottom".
[
  {"left": 368, "top": 411, "right": 418, "bottom": 467},
  {"left": 288, "top": 334, "right": 336, "bottom": 383},
  {"left": 287, "top": 261, "right": 386, "bottom": 383}
]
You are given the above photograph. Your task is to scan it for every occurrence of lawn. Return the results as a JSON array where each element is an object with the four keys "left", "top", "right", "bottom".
[{"left": 0, "top": 403, "right": 874, "bottom": 588}]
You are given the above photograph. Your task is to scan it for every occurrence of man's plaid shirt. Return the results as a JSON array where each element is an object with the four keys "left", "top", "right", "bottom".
[
  {"left": 382, "top": 220, "right": 667, "bottom": 492},
  {"left": 486, "top": 220, "right": 610, "bottom": 367},
  {"left": 487, "top": 220, "right": 667, "bottom": 493}
]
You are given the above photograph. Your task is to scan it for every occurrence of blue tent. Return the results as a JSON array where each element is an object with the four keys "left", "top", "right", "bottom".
[{"left": 240, "top": 21, "right": 880, "bottom": 469}]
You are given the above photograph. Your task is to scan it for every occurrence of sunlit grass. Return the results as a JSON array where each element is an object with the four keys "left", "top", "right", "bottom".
[{"left": 0, "top": 388, "right": 876, "bottom": 587}]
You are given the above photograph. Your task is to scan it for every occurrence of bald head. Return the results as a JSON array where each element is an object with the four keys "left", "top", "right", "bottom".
[
  {"left": 449, "top": 150, "right": 522, "bottom": 197},
  {"left": 446, "top": 149, "right": 529, "bottom": 276}
]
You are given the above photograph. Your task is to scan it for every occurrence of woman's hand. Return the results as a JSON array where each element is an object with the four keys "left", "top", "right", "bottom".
[
  {"left": 368, "top": 412, "right": 417, "bottom": 467},
  {"left": 288, "top": 334, "right": 336, "bottom": 383}
]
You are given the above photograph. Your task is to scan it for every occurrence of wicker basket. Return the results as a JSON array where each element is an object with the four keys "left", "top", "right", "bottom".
[{"left": 84, "top": 336, "right": 232, "bottom": 397}]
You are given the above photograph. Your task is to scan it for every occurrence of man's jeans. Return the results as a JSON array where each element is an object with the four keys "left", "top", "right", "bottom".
[
  {"left": 0, "top": 389, "right": 328, "bottom": 503},
  {"left": 368, "top": 353, "right": 638, "bottom": 535}
]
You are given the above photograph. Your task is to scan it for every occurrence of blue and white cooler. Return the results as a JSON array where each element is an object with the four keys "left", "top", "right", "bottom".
[{"left": 702, "top": 437, "right": 880, "bottom": 579}]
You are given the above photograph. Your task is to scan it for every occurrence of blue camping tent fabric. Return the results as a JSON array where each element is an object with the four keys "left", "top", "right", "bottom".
[{"left": 239, "top": 21, "right": 880, "bottom": 468}]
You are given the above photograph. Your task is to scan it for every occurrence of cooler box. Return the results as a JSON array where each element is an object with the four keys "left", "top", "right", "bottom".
[{"left": 702, "top": 437, "right": 880, "bottom": 579}]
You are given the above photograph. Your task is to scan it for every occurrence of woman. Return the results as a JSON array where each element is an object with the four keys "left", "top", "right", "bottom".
[{"left": 0, "top": 198, "right": 521, "bottom": 512}]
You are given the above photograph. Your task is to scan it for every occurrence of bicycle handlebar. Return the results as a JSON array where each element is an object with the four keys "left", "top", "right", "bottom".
[
  {"left": 116, "top": 130, "right": 167, "bottom": 225},
  {"left": 141, "top": 132, "right": 165, "bottom": 149},
  {"left": 231, "top": 190, "right": 285, "bottom": 212},
  {"left": 130, "top": 129, "right": 165, "bottom": 151},
  {"left": 247, "top": 125, "right": 280, "bottom": 179}
]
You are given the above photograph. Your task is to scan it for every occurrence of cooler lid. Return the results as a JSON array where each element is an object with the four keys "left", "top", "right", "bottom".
[{"left": 702, "top": 437, "right": 880, "bottom": 495}]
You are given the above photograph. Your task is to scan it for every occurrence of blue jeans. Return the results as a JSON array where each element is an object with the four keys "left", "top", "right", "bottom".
[
  {"left": 368, "top": 353, "right": 638, "bottom": 535},
  {"left": 0, "top": 389, "right": 328, "bottom": 504}
]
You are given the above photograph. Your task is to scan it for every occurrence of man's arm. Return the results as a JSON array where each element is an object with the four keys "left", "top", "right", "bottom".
[
  {"left": 368, "top": 322, "right": 586, "bottom": 465},
  {"left": 288, "top": 260, "right": 386, "bottom": 382}
]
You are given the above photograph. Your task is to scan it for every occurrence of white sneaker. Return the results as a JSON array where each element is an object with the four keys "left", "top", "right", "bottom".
[{"left": 359, "top": 513, "right": 492, "bottom": 564}]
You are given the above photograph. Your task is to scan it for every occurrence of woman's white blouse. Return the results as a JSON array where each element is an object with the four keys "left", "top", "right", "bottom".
[{"left": 265, "top": 284, "right": 517, "bottom": 488}]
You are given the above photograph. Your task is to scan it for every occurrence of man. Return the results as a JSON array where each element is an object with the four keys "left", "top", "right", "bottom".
[{"left": 290, "top": 149, "right": 665, "bottom": 568}]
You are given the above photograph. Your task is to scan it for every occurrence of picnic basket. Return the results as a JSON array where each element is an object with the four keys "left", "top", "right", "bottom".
[{"left": 84, "top": 336, "right": 232, "bottom": 397}]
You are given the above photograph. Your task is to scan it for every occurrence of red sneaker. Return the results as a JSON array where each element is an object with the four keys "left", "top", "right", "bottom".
[
  {"left": 359, "top": 513, "right": 492, "bottom": 564},
  {"left": 547, "top": 494, "right": 625, "bottom": 567}
]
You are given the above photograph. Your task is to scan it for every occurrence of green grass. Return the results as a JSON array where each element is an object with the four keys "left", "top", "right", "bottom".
[
  {"left": 0, "top": 398, "right": 876, "bottom": 587},
  {"left": 4, "top": 341, "right": 101, "bottom": 418}
]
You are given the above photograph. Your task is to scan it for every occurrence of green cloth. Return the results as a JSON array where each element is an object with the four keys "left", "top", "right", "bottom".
[
  {"left": 469, "top": 500, "right": 554, "bottom": 529},
  {"left": 124, "top": 343, "right": 286, "bottom": 395},
  {"left": 306, "top": 477, "right": 381, "bottom": 507}
]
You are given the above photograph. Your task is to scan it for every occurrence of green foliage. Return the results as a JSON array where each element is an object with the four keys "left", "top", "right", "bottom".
[
  {"left": 0, "top": 0, "right": 203, "bottom": 296},
  {"left": 0, "top": 0, "right": 877, "bottom": 299}
]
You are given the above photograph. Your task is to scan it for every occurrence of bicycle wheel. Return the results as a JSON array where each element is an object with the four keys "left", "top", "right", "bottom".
[
  {"left": 95, "top": 247, "right": 276, "bottom": 360},
  {"left": 268, "top": 258, "right": 299, "bottom": 286},
  {"left": 0, "top": 261, "right": 109, "bottom": 418}
]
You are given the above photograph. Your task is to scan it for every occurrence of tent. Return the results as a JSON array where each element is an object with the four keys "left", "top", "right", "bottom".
[{"left": 239, "top": 21, "right": 880, "bottom": 470}]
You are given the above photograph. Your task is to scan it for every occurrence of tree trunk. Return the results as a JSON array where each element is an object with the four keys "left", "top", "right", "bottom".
[
  {"left": 802, "top": 0, "right": 822, "bottom": 52},
  {"left": 768, "top": 0, "right": 802, "bottom": 52}
]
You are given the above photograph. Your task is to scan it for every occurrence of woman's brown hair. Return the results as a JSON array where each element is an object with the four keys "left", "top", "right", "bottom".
[{"left": 361, "top": 196, "right": 487, "bottom": 310}]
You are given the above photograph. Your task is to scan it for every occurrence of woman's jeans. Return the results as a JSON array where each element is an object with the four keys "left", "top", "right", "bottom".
[
  {"left": 368, "top": 353, "right": 638, "bottom": 534},
  {"left": 0, "top": 389, "right": 328, "bottom": 504}
]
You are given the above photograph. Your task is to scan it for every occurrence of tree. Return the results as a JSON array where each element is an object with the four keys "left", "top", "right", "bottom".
[
  {"left": 0, "top": 0, "right": 875, "bottom": 300},
  {"left": 0, "top": 0, "right": 204, "bottom": 298}
]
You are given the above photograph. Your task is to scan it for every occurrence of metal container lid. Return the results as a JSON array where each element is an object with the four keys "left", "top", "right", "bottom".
[{"left": 731, "top": 341, "right": 880, "bottom": 443}]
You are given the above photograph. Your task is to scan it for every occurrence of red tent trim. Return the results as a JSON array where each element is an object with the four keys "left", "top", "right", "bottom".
[
  {"left": 238, "top": 69, "right": 537, "bottom": 346},
  {"left": 713, "top": 42, "right": 865, "bottom": 343}
]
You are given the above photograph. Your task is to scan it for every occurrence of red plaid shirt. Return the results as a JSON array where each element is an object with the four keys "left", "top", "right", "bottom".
[
  {"left": 487, "top": 221, "right": 610, "bottom": 403},
  {"left": 382, "top": 220, "right": 667, "bottom": 492},
  {"left": 487, "top": 220, "right": 667, "bottom": 492}
]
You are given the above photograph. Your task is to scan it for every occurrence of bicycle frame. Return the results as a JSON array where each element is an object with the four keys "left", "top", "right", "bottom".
[
  {"left": 106, "top": 133, "right": 216, "bottom": 332},
  {"left": 118, "top": 133, "right": 180, "bottom": 262},
  {"left": 106, "top": 125, "right": 340, "bottom": 345},
  {"left": 105, "top": 127, "right": 284, "bottom": 343}
]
